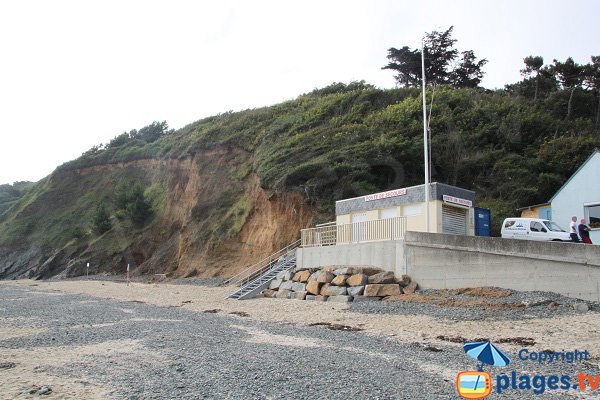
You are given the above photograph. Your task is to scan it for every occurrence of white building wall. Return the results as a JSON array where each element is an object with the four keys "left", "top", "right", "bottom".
[{"left": 551, "top": 152, "right": 600, "bottom": 243}]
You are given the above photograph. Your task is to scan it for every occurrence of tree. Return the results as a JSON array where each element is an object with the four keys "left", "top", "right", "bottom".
[
  {"left": 382, "top": 46, "right": 421, "bottom": 87},
  {"left": 125, "top": 185, "right": 152, "bottom": 225},
  {"left": 451, "top": 50, "right": 488, "bottom": 88},
  {"left": 423, "top": 26, "right": 459, "bottom": 85},
  {"left": 91, "top": 202, "right": 111, "bottom": 235},
  {"left": 553, "top": 57, "right": 585, "bottom": 120},
  {"left": 131, "top": 121, "right": 172, "bottom": 143},
  {"left": 583, "top": 56, "right": 600, "bottom": 128},
  {"left": 383, "top": 26, "right": 486, "bottom": 88},
  {"left": 521, "top": 56, "right": 544, "bottom": 100},
  {"left": 113, "top": 181, "right": 152, "bottom": 226},
  {"left": 106, "top": 132, "right": 131, "bottom": 148}
]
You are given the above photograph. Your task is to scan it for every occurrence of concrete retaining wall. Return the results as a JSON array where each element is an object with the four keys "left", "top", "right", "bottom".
[{"left": 297, "top": 232, "right": 600, "bottom": 301}]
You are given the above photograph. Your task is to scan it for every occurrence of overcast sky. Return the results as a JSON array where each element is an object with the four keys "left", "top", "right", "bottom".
[{"left": 1, "top": 0, "right": 598, "bottom": 184}]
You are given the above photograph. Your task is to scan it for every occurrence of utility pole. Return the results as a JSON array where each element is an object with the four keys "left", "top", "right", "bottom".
[{"left": 421, "top": 38, "right": 430, "bottom": 233}]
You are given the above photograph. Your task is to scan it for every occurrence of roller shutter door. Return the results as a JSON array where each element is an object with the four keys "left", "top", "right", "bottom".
[{"left": 442, "top": 205, "right": 467, "bottom": 235}]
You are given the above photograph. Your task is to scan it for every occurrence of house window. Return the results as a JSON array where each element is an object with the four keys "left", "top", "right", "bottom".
[{"left": 585, "top": 203, "right": 600, "bottom": 229}]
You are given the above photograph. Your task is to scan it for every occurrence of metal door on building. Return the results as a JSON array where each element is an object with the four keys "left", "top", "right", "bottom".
[
  {"left": 474, "top": 207, "right": 491, "bottom": 236},
  {"left": 442, "top": 205, "right": 468, "bottom": 235}
]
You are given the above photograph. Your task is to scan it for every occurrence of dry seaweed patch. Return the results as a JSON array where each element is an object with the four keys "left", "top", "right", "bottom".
[
  {"left": 449, "top": 287, "right": 513, "bottom": 298},
  {"left": 308, "top": 322, "right": 363, "bottom": 332},
  {"left": 229, "top": 311, "right": 250, "bottom": 317},
  {"left": 436, "top": 335, "right": 536, "bottom": 346}
]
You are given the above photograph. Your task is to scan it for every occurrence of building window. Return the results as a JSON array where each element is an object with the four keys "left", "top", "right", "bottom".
[
  {"left": 402, "top": 204, "right": 422, "bottom": 217},
  {"left": 585, "top": 203, "right": 600, "bottom": 229},
  {"left": 380, "top": 207, "right": 398, "bottom": 220}
]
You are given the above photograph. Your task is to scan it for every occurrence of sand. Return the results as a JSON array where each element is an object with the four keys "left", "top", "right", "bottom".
[{"left": 4, "top": 279, "right": 600, "bottom": 359}]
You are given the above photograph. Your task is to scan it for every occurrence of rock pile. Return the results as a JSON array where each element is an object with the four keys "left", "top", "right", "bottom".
[{"left": 260, "top": 266, "right": 417, "bottom": 302}]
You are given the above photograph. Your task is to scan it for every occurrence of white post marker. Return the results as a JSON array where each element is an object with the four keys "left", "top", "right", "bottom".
[
  {"left": 126, "top": 263, "right": 131, "bottom": 286},
  {"left": 86, "top": 262, "right": 90, "bottom": 278}
]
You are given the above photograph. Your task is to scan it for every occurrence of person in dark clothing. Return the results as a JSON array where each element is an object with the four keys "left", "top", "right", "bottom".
[{"left": 578, "top": 219, "right": 593, "bottom": 245}]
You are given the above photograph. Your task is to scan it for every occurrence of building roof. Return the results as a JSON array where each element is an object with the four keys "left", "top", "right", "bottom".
[
  {"left": 335, "top": 182, "right": 475, "bottom": 216},
  {"left": 516, "top": 202, "right": 550, "bottom": 211},
  {"left": 549, "top": 148, "right": 600, "bottom": 203}
]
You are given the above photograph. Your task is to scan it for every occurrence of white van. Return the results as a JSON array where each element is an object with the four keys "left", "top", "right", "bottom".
[{"left": 501, "top": 218, "right": 571, "bottom": 241}]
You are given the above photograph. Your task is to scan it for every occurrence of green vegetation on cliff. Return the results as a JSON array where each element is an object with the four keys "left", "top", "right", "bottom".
[{"left": 62, "top": 81, "right": 600, "bottom": 217}]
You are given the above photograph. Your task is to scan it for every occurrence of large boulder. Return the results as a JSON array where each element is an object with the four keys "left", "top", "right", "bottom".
[
  {"left": 291, "top": 282, "right": 307, "bottom": 292},
  {"left": 279, "top": 281, "right": 294, "bottom": 291},
  {"left": 368, "top": 271, "right": 396, "bottom": 284},
  {"left": 306, "top": 295, "right": 327, "bottom": 302},
  {"left": 355, "top": 266, "right": 384, "bottom": 276},
  {"left": 331, "top": 275, "right": 348, "bottom": 286},
  {"left": 403, "top": 281, "right": 418, "bottom": 294},
  {"left": 276, "top": 270, "right": 293, "bottom": 281},
  {"left": 275, "top": 289, "right": 292, "bottom": 299},
  {"left": 292, "top": 270, "right": 311, "bottom": 282},
  {"left": 292, "top": 291, "right": 307, "bottom": 300},
  {"left": 306, "top": 280, "right": 321, "bottom": 295},
  {"left": 322, "top": 285, "right": 348, "bottom": 296},
  {"left": 317, "top": 271, "right": 335, "bottom": 283},
  {"left": 269, "top": 279, "right": 283, "bottom": 290},
  {"left": 396, "top": 274, "right": 411, "bottom": 287},
  {"left": 328, "top": 295, "right": 353, "bottom": 303},
  {"left": 261, "top": 289, "right": 276, "bottom": 298},
  {"left": 364, "top": 284, "right": 402, "bottom": 297},
  {"left": 346, "top": 274, "right": 368, "bottom": 287},
  {"left": 347, "top": 286, "right": 364, "bottom": 297},
  {"left": 333, "top": 267, "right": 353, "bottom": 276},
  {"left": 308, "top": 271, "right": 320, "bottom": 282}
]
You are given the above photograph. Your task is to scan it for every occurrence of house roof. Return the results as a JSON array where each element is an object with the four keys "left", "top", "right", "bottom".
[
  {"left": 516, "top": 202, "right": 550, "bottom": 211},
  {"left": 549, "top": 148, "right": 600, "bottom": 203}
]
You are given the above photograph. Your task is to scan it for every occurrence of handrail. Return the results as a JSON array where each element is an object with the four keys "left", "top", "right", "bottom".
[
  {"left": 221, "top": 239, "right": 301, "bottom": 287},
  {"left": 301, "top": 217, "right": 407, "bottom": 247}
]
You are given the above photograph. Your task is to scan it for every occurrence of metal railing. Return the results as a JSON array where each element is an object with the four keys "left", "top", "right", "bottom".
[
  {"left": 221, "top": 239, "right": 301, "bottom": 287},
  {"left": 301, "top": 217, "right": 407, "bottom": 247}
]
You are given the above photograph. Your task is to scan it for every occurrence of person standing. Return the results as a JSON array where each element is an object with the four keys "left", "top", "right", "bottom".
[
  {"left": 578, "top": 219, "right": 593, "bottom": 245},
  {"left": 569, "top": 216, "right": 580, "bottom": 242}
]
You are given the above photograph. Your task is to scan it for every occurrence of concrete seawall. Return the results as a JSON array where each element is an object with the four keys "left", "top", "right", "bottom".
[{"left": 297, "top": 232, "right": 600, "bottom": 301}]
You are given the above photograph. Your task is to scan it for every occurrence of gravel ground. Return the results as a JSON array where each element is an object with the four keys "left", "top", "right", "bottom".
[
  {"left": 350, "top": 288, "right": 600, "bottom": 321},
  {"left": 1, "top": 283, "right": 599, "bottom": 399},
  {"left": 49, "top": 274, "right": 224, "bottom": 287}
]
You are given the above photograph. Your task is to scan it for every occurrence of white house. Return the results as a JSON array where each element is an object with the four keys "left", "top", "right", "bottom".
[{"left": 550, "top": 149, "right": 600, "bottom": 243}]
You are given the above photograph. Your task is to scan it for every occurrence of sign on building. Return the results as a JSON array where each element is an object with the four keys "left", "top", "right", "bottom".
[{"left": 365, "top": 188, "right": 406, "bottom": 202}]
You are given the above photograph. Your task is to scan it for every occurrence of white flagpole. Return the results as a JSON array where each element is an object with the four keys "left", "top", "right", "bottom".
[{"left": 421, "top": 39, "right": 430, "bottom": 233}]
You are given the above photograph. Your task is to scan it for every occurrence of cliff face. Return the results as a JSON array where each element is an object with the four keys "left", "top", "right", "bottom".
[{"left": 0, "top": 146, "right": 316, "bottom": 279}]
